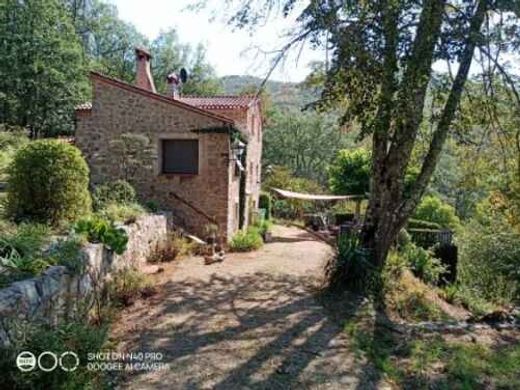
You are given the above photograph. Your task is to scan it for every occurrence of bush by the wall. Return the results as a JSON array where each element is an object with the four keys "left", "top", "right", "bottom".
[
  {"left": 74, "top": 216, "right": 128, "bottom": 254},
  {"left": 96, "top": 203, "right": 145, "bottom": 225},
  {"left": 92, "top": 179, "right": 137, "bottom": 210},
  {"left": 407, "top": 218, "right": 442, "bottom": 230},
  {"left": 229, "top": 227, "right": 263, "bottom": 252},
  {"left": 259, "top": 192, "right": 272, "bottom": 220},
  {"left": 6, "top": 140, "right": 91, "bottom": 226}
]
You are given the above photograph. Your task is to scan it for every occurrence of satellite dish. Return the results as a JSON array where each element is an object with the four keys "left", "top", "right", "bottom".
[{"left": 180, "top": 68, "right": 188, "bottom": 84}]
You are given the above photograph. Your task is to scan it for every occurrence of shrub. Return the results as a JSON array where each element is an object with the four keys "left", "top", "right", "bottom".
[
  {"left": 108, "top": 267, "right": 153, "bottom": 306},
  {"left": 150, "top": 232, "right": 195, "bottom": 262},
  {"left": 399, "top": 241, "right": 446, "bottom": 285},
  {"left": 256, "top": 219, "right": 273, "bottom": 237},
  {"left": 6, "top": 140, "right": 91, "bottom": 226},
  {"left": 407, "top": 218, "right": 442, "bottom": 230},
  {"left": 0, "top": 320, "right": 108, "bottom": 389},
  {"left": 96, "top": 202, "right": 145, "bottom": 224},
  {"left": 46, "top": 237, "right": 85, "bottom": 274},
  {"left": 74, "top": 216, "right": 128, "bottom": 254},
  {"left": 229, "top": 227, "right": 263, "bottom": 252},
  {"left": 259, "top": 192, "right": 272, "bottom": 220},
  {"left": 92, "top": 179, "right": 137, "bottom": 210},
  {"left": 325, "top": 231, "right": 375, "bottom": 293},
  {"left": 145, "top": 199, "right": 160, "bottom": 213},
  {"left": 0, "top": 223, "right": 52, "bottom": 277},
  {"left": 413, "top": 194, "right": 461, "bottom": 230},
  {"left": 457, "top": 220, "right": 520, "bottom": 305}
]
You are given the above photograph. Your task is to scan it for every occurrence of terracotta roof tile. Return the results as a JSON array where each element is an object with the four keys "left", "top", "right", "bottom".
[{"left": 178, "top": 95, "right": 257, "bottom": 110}]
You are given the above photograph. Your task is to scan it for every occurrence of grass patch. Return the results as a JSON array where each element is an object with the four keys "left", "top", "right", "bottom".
[{"left": 345, "top": 312, "right": 520, "bottom": 388}]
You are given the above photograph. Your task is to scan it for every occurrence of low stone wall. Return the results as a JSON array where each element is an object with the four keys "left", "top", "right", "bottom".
[{"left": 0, "top": 213, "right": 171, "bottom": 347}]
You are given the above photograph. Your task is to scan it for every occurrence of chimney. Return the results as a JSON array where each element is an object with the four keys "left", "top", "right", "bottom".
[
  {"left": 135, "top": 47, "right": 156, "bottom": 93},
  {"left": 166, "top": 72, "right": 180, "bottom": 99}
]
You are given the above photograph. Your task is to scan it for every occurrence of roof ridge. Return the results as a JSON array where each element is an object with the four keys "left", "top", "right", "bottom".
[
  {"left": 88, "top": 72, "right": 234, "bottom": 124},
  {"left": 180, "top": 95, "right": 257, "bottom": 99}
]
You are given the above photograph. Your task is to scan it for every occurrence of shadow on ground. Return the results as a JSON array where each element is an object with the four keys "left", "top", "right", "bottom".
[{"left": 117, "top": 271, "right": 375, "bottom": 389}]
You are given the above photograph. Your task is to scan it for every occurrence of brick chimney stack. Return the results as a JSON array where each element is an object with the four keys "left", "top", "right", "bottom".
[{"left": 135, "top": 47, "right": 156, "bottom": 93}]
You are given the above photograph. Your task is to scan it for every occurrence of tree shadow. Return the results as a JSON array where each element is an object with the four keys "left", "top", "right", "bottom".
[
  {"left": 117, "top": 271, "right": 368, "bottom": 389},
  {"left": 269, "top": 232, "right": 317, "bottom": 243}
]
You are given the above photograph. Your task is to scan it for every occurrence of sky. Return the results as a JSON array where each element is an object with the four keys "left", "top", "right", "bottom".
[{"left": 109, "top": 0, "right": 324, "bottom": 82}]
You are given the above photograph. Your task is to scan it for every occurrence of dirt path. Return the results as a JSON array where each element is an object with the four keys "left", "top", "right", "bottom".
[{"left": 112, "top": 225, "right": 375, "bottom": 389}]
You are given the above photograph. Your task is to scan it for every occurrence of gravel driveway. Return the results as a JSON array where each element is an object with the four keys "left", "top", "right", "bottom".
[{"left": 112, "top": 225, "right": 374, "bottom": 389}]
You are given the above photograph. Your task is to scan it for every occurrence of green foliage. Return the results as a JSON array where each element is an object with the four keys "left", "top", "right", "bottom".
[
  {"left": 105, "top": 133, "right": 156, "bottom": 181},
  {"left": 0, "top": 0, "right": 88, "bottom": 137},
  {"left": 151, "top": 29, "right": 223, "bottom": 96},
  {"left": 0, "top": 223, "right": 51, "bottom": 278},
  {"left": 413, "top": 195, "right": 461, "bottom": 230},
  {"left": 255, "top": 219, "right": 273, "bottom": 237},
  {"left": 0, "top": 129, "right": 29, "bottom": 182},
  {"left": 457, "top": 220, "right": 520, "bottom": 305},
  {"left": 145, "top": 200, "right": 160, "bottom": 213},
  {"left": 263, "top": 111, "right": 349, "bottom": 184},
  {"left": 398, "top": 241, "right": 446, "bottom": 285},
  {"left": 92, "top": 180, "right": 137, "bottom": 210},
  {"left": 108, "top": 267, "right": 153, "bottom": 307},
  {"left": 328, "top": 148, "right": 371, "bottom": 195},
  {"left": 74, "top": 217, "right": 128, "bottom": 255},
  {"left": 258, "top": 192, "right": 272, "bottom": 220},
  {"left": 96, "top": 203, "right": 145, "bottom": 225},
  {"left": 6, "top": 140, "right": 91, "bottom": 227},
  {"left": 150, "top": 232, "right": 195, "bottom": 263},
  {"left": 229, "top": 227, "right": 263, "bottom": 252},
  {"left": 325, "top": 232, "right": 375, "bottom": 293},
  {"left": 0, "top": 320, "right": 108, "bottom": 389},
  {"left": 46, "top": 237, "right": 85, "bottom": 275},
  {"left": 406, "top": 218, "right": 442, "bottom": 230},
  {"left": 263, "top": 165, "right": 324, "bottom": 220}
]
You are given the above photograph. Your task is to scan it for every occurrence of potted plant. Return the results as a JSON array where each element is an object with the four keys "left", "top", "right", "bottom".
[{"left": 203, "top": 223, "right": 219, "bottom": 245}]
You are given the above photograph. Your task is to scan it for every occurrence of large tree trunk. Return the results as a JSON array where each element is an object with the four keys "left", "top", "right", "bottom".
[{"left": 355, "top": 0, "right": 488, "bottom": 286}]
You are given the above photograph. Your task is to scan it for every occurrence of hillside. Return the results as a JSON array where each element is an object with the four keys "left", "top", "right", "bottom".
[{"left": 219, "top": 75, "right": 319, "bottom": 111}]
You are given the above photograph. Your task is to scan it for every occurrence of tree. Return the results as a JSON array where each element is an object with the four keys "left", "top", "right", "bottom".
[
  {"left": 328, "top": 149, "right": 371, "bottom": 195},
  {"left": 263, "top": 111, "right": 348, "bottom": 184},
  {"left": 207, "top": 0, "right": 519, "bottom": 289},
  {"left": 151, "top": 29, "right": 223, "bottom": 96},
  {"left": 0, "top": 0, "right": 88, "bottom": 137},
  {"left": 106, "top": 133, "right": 156, "bottom": 181}
]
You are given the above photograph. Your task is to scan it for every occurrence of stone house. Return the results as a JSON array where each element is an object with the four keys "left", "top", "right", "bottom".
[{"left": 75, "top": 48, "right": 262, "bottom": 240}]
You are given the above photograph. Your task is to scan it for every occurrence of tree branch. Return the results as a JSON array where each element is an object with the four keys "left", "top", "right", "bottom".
[{"left": 403, "top": 0, "right": 488, "bottom": 217}]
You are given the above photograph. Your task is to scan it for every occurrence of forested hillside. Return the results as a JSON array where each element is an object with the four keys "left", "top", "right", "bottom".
[{"left": 220, "top": 75, "right": 318, "bottom": 111}]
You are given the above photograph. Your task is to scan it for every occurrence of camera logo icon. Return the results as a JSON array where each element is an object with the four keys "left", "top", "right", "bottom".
[
  {"left": 16, "top": 351, "right": 79, "bottom": 372},
  {"left": 16, "top": 351, "right": 36, "bottom": 372}
]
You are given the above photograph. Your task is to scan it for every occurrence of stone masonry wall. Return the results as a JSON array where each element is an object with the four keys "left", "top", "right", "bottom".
[
  {"left": 76, "top": 75, "right": 234, "bottom": 240},
  {"left": 204, "top": 103, "right": 263, "bottom": 230},
  {"left": 0, "top": 214, "right": 170, "bottom": 347}
]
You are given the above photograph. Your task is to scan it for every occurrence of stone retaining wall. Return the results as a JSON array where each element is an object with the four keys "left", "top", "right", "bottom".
[{"left": 0, "top": 213, "right": 171, "bottom": 347}]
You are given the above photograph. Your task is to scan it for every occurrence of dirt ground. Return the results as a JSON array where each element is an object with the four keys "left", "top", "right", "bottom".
[{"left": 111, "top": 225, "right": 383, "bottom": 389}]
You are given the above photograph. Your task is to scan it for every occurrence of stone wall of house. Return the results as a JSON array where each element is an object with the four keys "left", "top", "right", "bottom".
[
  {"left": 75, "top": 74, "right": 235, "bottom": 240},
  {"left": 0, "top": 213, "right": 170, "bottom": 347},
  {"left": 205, "top": 103, "right": 263, "bottom": 228}
]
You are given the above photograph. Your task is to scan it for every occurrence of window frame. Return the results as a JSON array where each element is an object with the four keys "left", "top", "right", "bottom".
[{"left": 160, "top": 138, "right": 200, "bottom": 176}]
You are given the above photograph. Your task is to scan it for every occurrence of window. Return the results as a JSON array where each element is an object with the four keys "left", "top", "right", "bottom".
[{"left": 161, "top": 139, "right": 199, "bottom": 174}]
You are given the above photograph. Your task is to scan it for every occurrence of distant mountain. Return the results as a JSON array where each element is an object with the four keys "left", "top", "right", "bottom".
[{"left": 219, "top": 75, "right": 319, "bottom": 111}]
